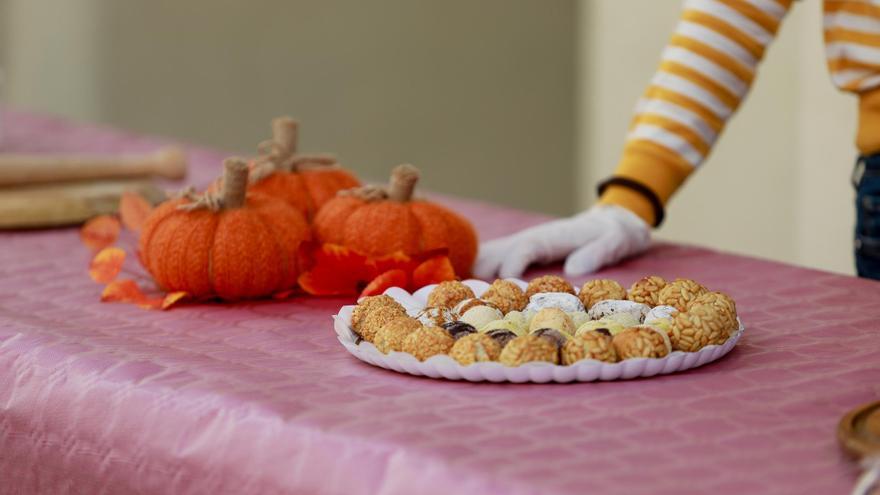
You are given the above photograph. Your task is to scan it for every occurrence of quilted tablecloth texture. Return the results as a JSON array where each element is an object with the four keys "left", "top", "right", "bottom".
[{"left": 1, "top": 109, "right": 879, "bottom": 495}]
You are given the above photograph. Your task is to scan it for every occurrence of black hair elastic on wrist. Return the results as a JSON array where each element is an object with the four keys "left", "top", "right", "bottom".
[{"left": 597, "top": 176, "right": 665, "bottom": 227}]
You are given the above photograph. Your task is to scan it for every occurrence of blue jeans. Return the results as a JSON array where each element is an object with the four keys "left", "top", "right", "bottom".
[{"left": 854, "top": 154, "right": 880, "bottom": 280}]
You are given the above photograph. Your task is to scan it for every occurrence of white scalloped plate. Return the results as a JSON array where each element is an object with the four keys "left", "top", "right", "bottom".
[{"left": 332, "top": 279, "right": 744, "bottom": 383}]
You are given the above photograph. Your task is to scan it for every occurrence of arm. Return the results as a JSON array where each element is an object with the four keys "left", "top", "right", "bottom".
[
  {"left": 476, "top": 0, "right": 794, "bottom": 279},
  {"left": 601, "top": 0, "right": 794, "bottom": 225}
]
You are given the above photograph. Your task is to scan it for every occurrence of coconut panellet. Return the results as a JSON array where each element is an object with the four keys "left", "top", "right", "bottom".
[
  {"left": 357, "top": 306, "right": 409, "bottom": 342},
  {"left": 588, "top": 299, "right": 651, "bottom": 324},
  {"left": 657, "top": 278, "right": 708, "bottom": 312},
  {"left": 575, "top": 319, "right": 625, "bottom": 337},
  {"left": 612, "top": 326, "right": 671, "bottom": 359},
  {"left": 427, "top": 281, "right": 475, "bottom": 309},
  {"left": 453, "top": 298, "right": 498, "bottom": 317},
  {"left": 374, "top": 316, "right": 422, "bottom": 353},
  {"left": 578, "top": 279, "right": 627, "bottom": 310},
  {"left": 351, "top": 294, "right": 406, "bottom": 329},
  {"left": 449, "top": 333, "right": 502, "bottom": 365},
  {"left": 460, "top": 305, "right": 504, "bottom": 329},
  {"left": 525, "top": 275, "right": 575, "bottom": 299},
  {"left": 562, "top": 330, "right": 618, "bottom": 365},
  {"left": 525, "top": 292, "right": 585, "bottom": 314},
  {"left": 499, "top": 335, "right": 559, "bottom": 366},
  {"left": 402, "top": 326, "right": 455, "bottom": 361},
  {"left": 416, "top": 306, "right": 456, "bottom": 327},
  {"left": 481, "top": 279, "right": 528, "bottom": 314},
  {"left": 669, "top": 303, "right": 731, "bottom": 352},
  {"left": 627, "top": 275, "right": 667, "bottom": 306},
  {"left": 529, "top": 308, "right": 576, "bottom": 336},
  {"left": 481, "top": 319, "right": 526, "bottom": 337},
  {"left": 351, "top": 295, "right": 407, "bottom": 342},
  {"left": 441, "top": 321, "right": 478, "bottom": 340}
]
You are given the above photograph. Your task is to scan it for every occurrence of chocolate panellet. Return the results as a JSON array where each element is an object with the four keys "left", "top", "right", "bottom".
[
  {"left": 441, "top": 321, "right": 478, "bottom": 340},
  {"left": 532, "top": 328, "right": 569, "bottom": 348},
  {"left": 485, "top": 329, "right": 518, "bottom": 349}
]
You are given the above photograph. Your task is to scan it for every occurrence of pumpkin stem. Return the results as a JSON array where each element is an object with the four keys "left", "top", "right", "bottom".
[
  {"left": 222, "top": 157, "right": 249, "bottom": 209},
  {"left": 272, "top": 116, "right": 299, "bottom": 156},
  {"left": 388, "top": 164, "right": 419, "bottom": 202}
]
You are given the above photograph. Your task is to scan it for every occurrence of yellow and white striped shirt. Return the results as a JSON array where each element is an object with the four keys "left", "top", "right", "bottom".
[{"left": 600, "top": 0, "right": 880, "bottom": 225}]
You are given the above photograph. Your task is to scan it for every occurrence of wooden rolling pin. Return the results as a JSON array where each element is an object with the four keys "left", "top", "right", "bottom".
[
  {"left": 0, "top": 178, "right": 167, "bottom": 228},
  {"left": 0, "top": 146, "right": 187, "bottom": 186}
]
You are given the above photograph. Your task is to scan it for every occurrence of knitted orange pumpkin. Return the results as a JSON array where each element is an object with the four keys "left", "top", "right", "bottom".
[
  {"left": 248, "top": 116, "right": 360, "bottom": 220},
  {"left": 138, "top": 158, "right": 310, "bottom": 301},
  {"left": 313, "top": 164, "right": 478, "bottom": 276}
]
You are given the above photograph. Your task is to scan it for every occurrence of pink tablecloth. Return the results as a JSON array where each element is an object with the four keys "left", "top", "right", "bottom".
[{"left": 1, "top": 110, "right": 878, "bottom": 495}]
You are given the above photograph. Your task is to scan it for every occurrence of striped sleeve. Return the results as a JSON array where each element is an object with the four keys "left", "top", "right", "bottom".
[
  {"left": 824, "top": 1, "right": 880, "bottom": 92},
  {"left": 600, "top": 0, "right": 794, "bottom": 226},
  {"left": 823, "top": 1, "right": 880, "bottom": 155}
]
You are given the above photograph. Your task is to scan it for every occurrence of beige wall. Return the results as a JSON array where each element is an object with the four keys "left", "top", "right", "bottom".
[
  {"left": 2, "top": 0, "right": 859, "bottom": 274},
  {"left": 4, "top": 0, "right": 103, "bottom": 120},
  {"left": 580, "top": 0, "right": 855, "bottom": 275},
  {"left": 0, "top": 0, "right": 6, "bottom": 79},
  {"left": 2, "top": 0, "right": 576, "bottom": 215}
]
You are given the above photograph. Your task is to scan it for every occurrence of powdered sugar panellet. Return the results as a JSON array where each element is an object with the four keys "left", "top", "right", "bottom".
[
  {"left": 588, "top": 299, "right": 650, "bottom": 323},
  {"left": 416, "top": 306, "right": 456, "bottom": 327},
  {"left": 525, "top": 292, "right": 585, "bottom": 313}
]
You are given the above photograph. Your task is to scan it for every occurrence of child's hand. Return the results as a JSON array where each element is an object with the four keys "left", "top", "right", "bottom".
[{"left": 474, "top": 205, "right": 651, "bottom": 279}]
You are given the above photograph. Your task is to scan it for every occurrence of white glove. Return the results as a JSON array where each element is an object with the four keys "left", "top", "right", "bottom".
[{"left": 474, "top": 204, "right": 651, "bottom": 279}]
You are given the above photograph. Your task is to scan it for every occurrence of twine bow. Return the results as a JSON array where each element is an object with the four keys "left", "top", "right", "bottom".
[
  {"left": 177, "top": 158, "right": 248, "bottom": 212},
  {"left": 335, "top": 164, "right": 420, "bottom": 202},
  {"left": 250, "top": 116, "right": 339, "bottom": 182}
]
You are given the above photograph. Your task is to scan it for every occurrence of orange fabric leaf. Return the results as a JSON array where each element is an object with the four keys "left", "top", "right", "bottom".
[
  {"left": 298, "top": 244, "right": 376, "bottom": 296},
  {"left": 101, "top": 279, "right": 148, "bottom": 304},
  {"left": 119, "top": 191, "right": 153, "bottom": 231},
  {"left": 371, "top": 251, "right": 416, "bottom": 275},
  {"left": 160, "top": 291, "right": 189, "bottom": 310},
  {"left": 81, "top": 215, "right": 121, "bottom": 250},
  {"left": 411, "top": 255, "right": 456, "bottom": 289},
  {"left": 360, "top": 269, "right": 409, "bottom": 298},
  {"left": 89, "top": 247, "right": 126, "bottom": 283},
  {"left": 101, "top": 279, "right": 188, "bottom": 310}
]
